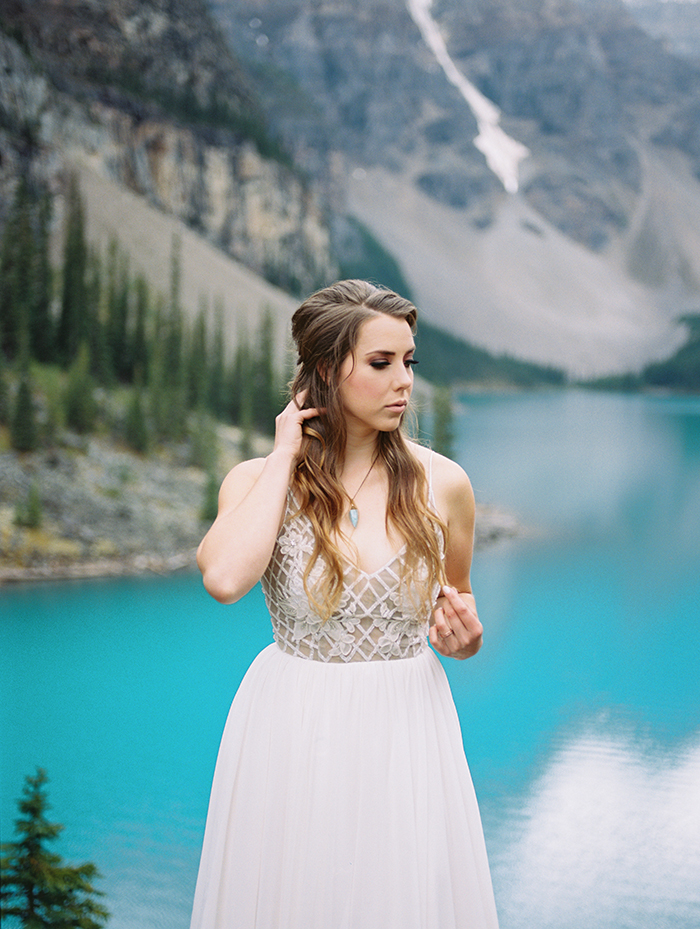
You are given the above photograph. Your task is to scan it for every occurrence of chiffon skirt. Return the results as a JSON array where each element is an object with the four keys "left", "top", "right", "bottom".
[{"left": 189, "top": 643, "right": 499, "bottom": 929}]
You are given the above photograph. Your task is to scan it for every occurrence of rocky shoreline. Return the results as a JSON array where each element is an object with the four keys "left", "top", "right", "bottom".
[{"left": 0, "top": 431, "right": 522, "bottom": 587}]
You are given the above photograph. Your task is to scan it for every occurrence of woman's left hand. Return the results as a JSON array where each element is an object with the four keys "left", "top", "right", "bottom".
[{"left": 429, "top": 585, "right": 483, "bottom": 660}]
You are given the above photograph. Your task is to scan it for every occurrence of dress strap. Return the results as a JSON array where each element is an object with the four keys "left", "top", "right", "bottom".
[{"left": 427, "top": 449, "right": 437, "bottom": 509}]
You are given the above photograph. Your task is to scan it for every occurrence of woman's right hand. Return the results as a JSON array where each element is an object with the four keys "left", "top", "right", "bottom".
[{"left": 273, "top": 391, "right": 322, "bottom": 459}]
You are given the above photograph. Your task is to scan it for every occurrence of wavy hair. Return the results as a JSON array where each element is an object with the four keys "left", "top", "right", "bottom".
[{"left": 289, "top": 279, "right": 447, "bottom": 620}]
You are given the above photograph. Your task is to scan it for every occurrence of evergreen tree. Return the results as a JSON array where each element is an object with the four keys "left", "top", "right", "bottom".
[
  {"left": 57, "top": 175, "right": 88, "bottom": 365},
  {"left": 0, "top": 176, "right": 33, "bottom": 360},
  {"left": 201, "top": 466, "right": 220, "bottom": 523},
  {"left": 14, "top": 481, "right": 43, "bottom": 529},
  {"left": 251, "top": 307, "right": 279, "bottom": 435},
  {"left": 10, "top": 376, "right": 38, "bottom": 452},
  {"left": 0, "top": 349, "right": 8, "bottom": 426},
  {"left": 64, "top": 342, "right": 97, "bottom": 434},
  {"left": 0, "top": 769, "right": 109, "bottom": 929},
  {"left": 30, "top": 191, "right": 54, "bottom": 364},
  {"left": 187, "top": 301, "right": 209, "bottom": 411},
  {"left": 105, "top": 240, "right": 131, "bottom": 382},
  {"left": 86, "top": 249, "right": 111, "bottom": 385},
  {"left": 148, "top": 236, "right": 187, "bottom": 440},
  {"left": 207, "top": 300, "right": 227, "bottom": 419},
  {"left": 131, "top": 274, "right": 150, "bottom": 385},
  {"left": 227, "top": 324, "right": 251, "bottom": 427},
  {"left": 124, "top": 385, "right": 149, "bottom": 454},
  {"left": 432, "top": 386, "right": 455, "bottom": 459}
]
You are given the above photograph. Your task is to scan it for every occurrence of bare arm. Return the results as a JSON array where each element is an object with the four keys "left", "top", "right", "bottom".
[
  {"left": 197, "top": 394, "right": 320, "bottom": 603},
  {"left": 427, "top": 455, "right": 484, "bottom": 660}
]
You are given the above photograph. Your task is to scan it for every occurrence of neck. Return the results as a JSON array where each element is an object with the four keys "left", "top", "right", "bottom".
[{"left": 342, "top": 430, "right": 380, "bottom": 470}]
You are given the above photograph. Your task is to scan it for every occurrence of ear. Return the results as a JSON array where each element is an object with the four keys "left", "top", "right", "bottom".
[{"left": 316, "top": 362, "right": 329, "bottom": 384}]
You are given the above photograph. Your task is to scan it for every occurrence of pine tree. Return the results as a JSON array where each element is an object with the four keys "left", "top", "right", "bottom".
[
  {"left": 0, "top": 349, "right": 9, "bottom": 426},
  {"left": 10, "top": 376, "right": 38, "bottom": 452},
  {"left": 131, "top": 274, "right": 150, "bottom": 385},
  {"left": 124, "top": 385, "right": 150, "bottom": 454},
  {"left": 14, "top": 480, "right": 43, "bottom": 529},
  {"left": 30, "top": 191, "right": 54, "bottom": 364},
  {"left": 207, "top": 300, "right": 227, "bottom": 418},
  {"left": 251, "top": 307, "right": 279, "bottom": 435},
  {"left": 201, "top": 466, "right": 220, "bottom": 522},
  {"left": 187, "top": 301, "right": 209, "bottom": 411},
  {"left": 57, "top": 175, "right": 88, "bottom": 365},
  {"left": 86, "top": 249, "right": 111, "bottom": 385},
  {"left": 0, "top": 176, "right": 33, "bottom": 361},
  {"left": 105, "top": 240, "right": 131, "bottom": 382},
  {"left": 64, "top": 342, "right": 97, "bottom": 434},
  {"left": 432, "top": 386, "right": 455, "bottom": 459},
  {"left": 0, "top": 769, "right": 109, "bottom": 929}
]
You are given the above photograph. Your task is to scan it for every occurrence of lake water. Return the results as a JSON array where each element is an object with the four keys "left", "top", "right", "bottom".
[{"left": 2, "top": 390, "right": 699, "bottom": 928}]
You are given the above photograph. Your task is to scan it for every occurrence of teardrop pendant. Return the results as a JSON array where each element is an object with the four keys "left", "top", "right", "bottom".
[{"left": 349, "top": 506, "right": 359, "bottom": 528}]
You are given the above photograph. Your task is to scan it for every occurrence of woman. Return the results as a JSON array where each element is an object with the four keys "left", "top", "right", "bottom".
[{"left": 191, "top": 280, "right": 499, "bottom": 928}]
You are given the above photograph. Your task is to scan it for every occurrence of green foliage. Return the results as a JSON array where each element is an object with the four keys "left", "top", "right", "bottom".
[
  {"left": 124, "top": 386, "right": 149, "bottom": 454},
  {"left": 582, "top": 315, "right": 700, "bottom": 393},
  {"left": 639, "top": 315, "right": 700, "bottom": 391},
  {"left": 431, "top": 386, "right": 455, "bottom": 459},
  {"left": 64, "top": 343, "right": 97, "bottom": 434},
  {"left": 10, "top": 376, "right": 38, "bottom": 452},
  {"left": 201, "top": 466, "right": 221, "bottom": 523},
  {"left": 0, "top": 350, "right": 8, "bottom": 425},
  {"left": 251, "top": 307, "right": 282, "bottom": 434},
  {"left": 0, "top": 175, "right": 53, "bottom": 364},
  {"left": 57, "top": 175, "right": 89, "bottom": 365},
  {"left": 105, "top": 239, "right": 132, "bottom": 383},
  {"left": 0, "top": 769, "right": 109, "bottom": 929},
  {"left": 415, "top": 319, "right": 566, "bottom": 387},
  {"left": 14, "top": 481, "right": 43, "bottom": 529}
]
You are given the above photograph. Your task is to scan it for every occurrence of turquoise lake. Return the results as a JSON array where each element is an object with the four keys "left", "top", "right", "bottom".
[{"left": 2, "top": 390, "right": 699, "bottom": 928}]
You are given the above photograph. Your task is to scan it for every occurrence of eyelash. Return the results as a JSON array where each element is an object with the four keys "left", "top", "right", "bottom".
[{"left": 370, "top": 358, "right": 419, "bottom": 369}]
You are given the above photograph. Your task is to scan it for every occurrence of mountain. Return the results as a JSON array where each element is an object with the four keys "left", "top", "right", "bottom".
[
  {"left": 0, "top": 0, "right": 337, "bottom": 318},
  {"left": 3, "top": 0, "right": 700, "bottom": 378},
  {"left": 213, "top": 0, "right": 700, "bottom": 377},
  {"left": 625, "top": 0, "right": 700, "bottom": 61}
]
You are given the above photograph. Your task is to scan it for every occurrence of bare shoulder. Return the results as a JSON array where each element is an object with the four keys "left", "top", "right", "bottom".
[
  {"left": 218, "top": 456, "right": 267, "bottom": 509},
  {"left": 407, "top": 441, "right": 473, "bottom": 502}
]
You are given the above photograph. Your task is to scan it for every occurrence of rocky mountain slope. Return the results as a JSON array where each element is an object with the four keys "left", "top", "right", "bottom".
[
  {"left": 1, "top": 0, "right": 337, "bottom": 311},
  {"left": 214, "top": 0, "right": 700, "bottom": 376}
]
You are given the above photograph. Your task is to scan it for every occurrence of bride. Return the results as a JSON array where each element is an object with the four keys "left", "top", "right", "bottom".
[{"left": 190, "top": 280, "right": 499, "bottom": 928}]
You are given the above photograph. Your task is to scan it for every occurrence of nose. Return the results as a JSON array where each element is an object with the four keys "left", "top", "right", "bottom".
[{"left": 395, "top": 362, "right": 413, "bottom": 390}]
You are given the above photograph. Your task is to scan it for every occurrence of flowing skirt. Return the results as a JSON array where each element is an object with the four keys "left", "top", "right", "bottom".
[{"left": 190, "top": 643, "right": 499, "bottom": 929}]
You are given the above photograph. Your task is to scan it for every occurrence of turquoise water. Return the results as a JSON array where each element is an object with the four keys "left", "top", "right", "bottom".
[{"left": 2, "top": 390, "right": 699, "bottom": 928}]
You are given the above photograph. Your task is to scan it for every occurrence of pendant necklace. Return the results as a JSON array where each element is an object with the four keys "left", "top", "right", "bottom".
[{"left": 346, "top": 450, "right": 380, "bottom": 529}]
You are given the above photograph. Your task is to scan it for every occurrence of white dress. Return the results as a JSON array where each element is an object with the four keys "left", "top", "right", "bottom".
[{"left": 190, "top": 471, "right": 500, "bottom": 929}]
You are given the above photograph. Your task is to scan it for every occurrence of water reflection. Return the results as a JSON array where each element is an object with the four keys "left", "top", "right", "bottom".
[{"left": 492, "top": 720, "right": 700, "bottom": 929}]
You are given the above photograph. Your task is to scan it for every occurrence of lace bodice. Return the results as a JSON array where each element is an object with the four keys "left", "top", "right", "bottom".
[{"left": 261, "top": 464, "right": 441, "bottom": 663}]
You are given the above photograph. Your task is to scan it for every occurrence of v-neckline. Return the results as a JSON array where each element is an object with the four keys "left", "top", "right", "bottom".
[{"left": 345, "top": 544, "right": 407, "bottom": 579}]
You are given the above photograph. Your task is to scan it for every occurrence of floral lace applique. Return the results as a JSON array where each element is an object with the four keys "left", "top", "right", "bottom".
[{"left": 261, "top": 503, "right": 438, "bottom": 663}]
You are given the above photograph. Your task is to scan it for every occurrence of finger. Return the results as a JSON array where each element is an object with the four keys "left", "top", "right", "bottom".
[
  {"left": 429, "top": 624, "right": 450, "bottom": 655},
  {"left": 433, "top": 605, "right": 456, "bottom": 643}
]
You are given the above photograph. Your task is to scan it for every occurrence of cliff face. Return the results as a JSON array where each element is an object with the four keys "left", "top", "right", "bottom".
[
  {"left": 0, "top": 0, "right": 337, "bottom": 295},
  {"left": 211, "top": 0, "right": 700, "bottom": 376}
]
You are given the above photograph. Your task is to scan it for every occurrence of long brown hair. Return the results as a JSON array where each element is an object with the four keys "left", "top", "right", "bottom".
[{"left": 289, "top": 280, "right": 447, "bottom": 619}]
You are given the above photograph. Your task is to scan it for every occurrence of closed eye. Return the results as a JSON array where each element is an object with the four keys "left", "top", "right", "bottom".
[{"left": 369, "top": 357, "right": 419, "bottom": 369}]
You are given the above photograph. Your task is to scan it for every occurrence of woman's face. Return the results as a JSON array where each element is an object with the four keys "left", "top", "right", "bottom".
[{"left": 337, "top": 314, "right": 416, "bottom": 436}]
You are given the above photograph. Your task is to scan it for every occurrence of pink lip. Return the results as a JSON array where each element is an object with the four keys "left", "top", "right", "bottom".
[{"left": 386, "top": 402, "right": 408, "bottom": 411}]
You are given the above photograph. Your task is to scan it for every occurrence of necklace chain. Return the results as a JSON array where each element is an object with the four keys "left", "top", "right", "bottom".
[{"left": 346, "top": 450, "right": 380, "bottom": 529}]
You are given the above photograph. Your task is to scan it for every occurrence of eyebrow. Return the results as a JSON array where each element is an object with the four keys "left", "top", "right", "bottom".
[{"left": 364, "top": 346, "right": 416, "bottom": 357}]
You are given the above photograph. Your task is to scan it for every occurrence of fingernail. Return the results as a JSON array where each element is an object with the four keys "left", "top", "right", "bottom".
[{"left": 442, "top": 585, "right": 453, "bottom": 594}]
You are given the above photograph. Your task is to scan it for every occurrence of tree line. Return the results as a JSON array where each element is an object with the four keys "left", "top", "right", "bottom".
[{"left": 0, "top": 173, "right": 285, "bottom": 470}]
